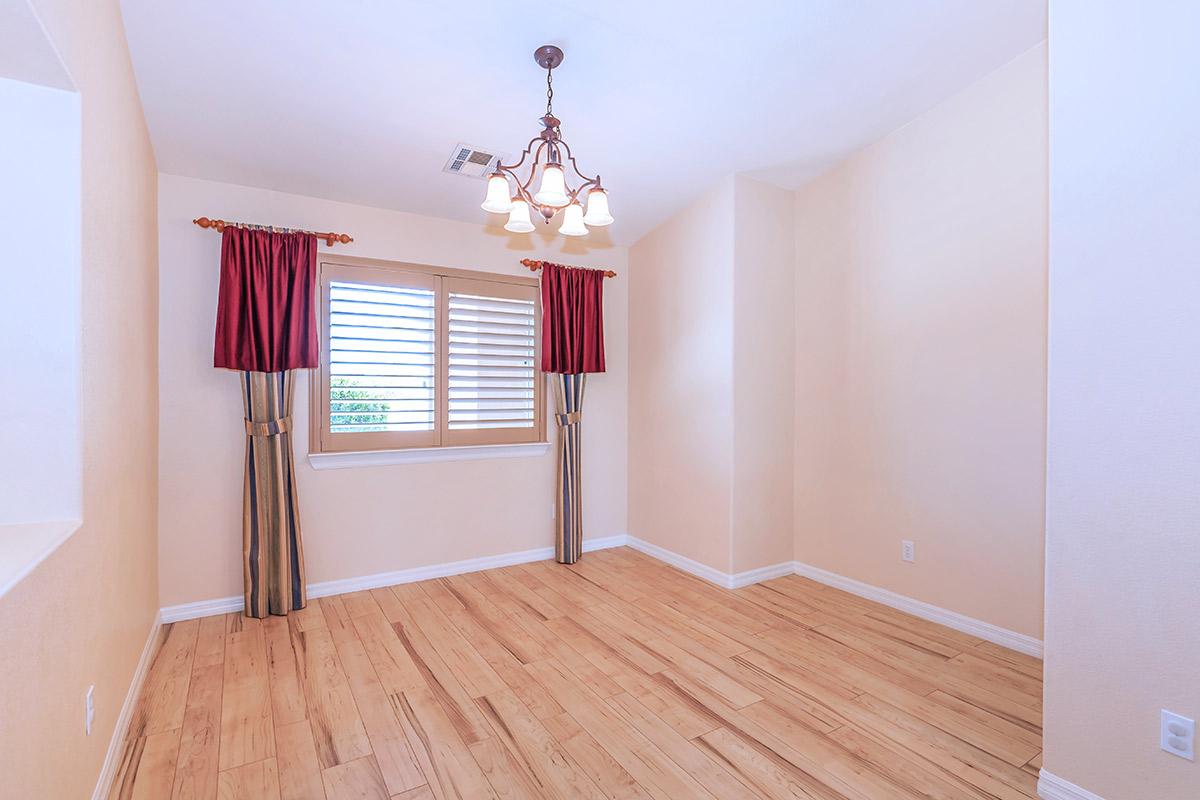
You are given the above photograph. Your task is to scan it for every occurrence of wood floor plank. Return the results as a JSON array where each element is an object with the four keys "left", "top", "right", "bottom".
[
  {"left": 172, "top": 663, "right": 224, "bottom": 800},
  {"left": 425, "top": 578, "right": 565, "bottom": 720},
  {"left": 389, "top": 687, "right": 499, "bottom": 800},
  {"left": 134, "top": 620, "right": 201, "bottom": 737},
  {"left": 525, "top": 658, "right": 720, "bottom": 800},
  {"left": 274, "top": 720, "right": 327, "bottom": 800},
  {"left": 220, "top": 625, "right": 276, "bottom": 771},
  {"left": 195, "top": 615, "right": 229, "bottom": 669},
  {"left": 972, "top": 641, "right": 1044, "bottom": 679},
  {"left": 476, "top": 688, "right": 609, "bottom": 800},
  {"left": 468, "top": 736, "right": 545, "bottom": 800},
  {"left": 826, "top": 726, "right": 992, "bottom": 800},
  {"left": 403, "top": 596, "right": 507, "bottom": 699},
  {"left": 321, "top": 596, "right": 426, "bottom": 795},
  {"left": 321, "top": 755, "right": 390, "bottom": 800},
  {"left": 605, "top": 692, "right": 771, "bottom": 800},
  {"left": 114, "top": 550, "right": 1042, "bottom": 800},
  {"left": 297, "top": 626, "right": 373, "bottom": 769},
  {"left": 386, "top": 601, "right": 494, "bottom": 745},
  {"left": 217, "top": 758, "right": 281, "bottom": 800},
  {"left": 391, "top": 787, "right": 436, "bottom": 800},
  {"left": 692, "top": 726, "right": 838, "bottom": 800},
  {"left": 264, "top": 616, "right": 308, "bottom": 727},
  {"left": 112, "top": 729, "right": 182, "bottom": 800}
]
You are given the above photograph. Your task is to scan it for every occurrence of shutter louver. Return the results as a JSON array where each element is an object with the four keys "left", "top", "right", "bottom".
[
  {"left": 328, "top": 280, "right": 435, "bottom": 433},
  {"left": 447, "top": 291, "right": 537, "bottom": 430}
]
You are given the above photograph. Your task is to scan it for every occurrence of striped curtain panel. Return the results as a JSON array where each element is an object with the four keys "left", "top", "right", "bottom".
[
  {"left": 553, "top": 373, "right": 586, "bottom": 564},
  {"left": 241, "top": 370, "right": 306, "bottom": 617}
]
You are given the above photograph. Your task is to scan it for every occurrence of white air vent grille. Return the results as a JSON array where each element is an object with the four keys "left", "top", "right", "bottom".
[{"left": 443, "top": 143, "right": 503, "bottom": 179}]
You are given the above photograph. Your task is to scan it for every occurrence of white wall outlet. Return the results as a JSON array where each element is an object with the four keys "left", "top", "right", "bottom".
[
  {"left": 1161, "top": 709, "right": 1195, "bottom": 760},
  {"left": 85, "top": 685, "right": 95, "bottom": 735},
  {"left": 901, "top": 540, "right": 915, "bottom": 563}
]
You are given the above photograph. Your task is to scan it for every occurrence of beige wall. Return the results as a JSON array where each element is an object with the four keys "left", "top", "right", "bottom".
[
  {"left": 628, "top": 179, "right": 736, "bottom": 572},
  {"left": 792, "top": 43, "right": 1047, "bottom": 638},
  {"left": 732, "top": 176, "right": 796, "bottom": 573},
  {"left": 157, "top": 174, "right": 628, "bottom": 607},
  {"left": 1043, "top": 3, "right": 1200, "bottom": 797},
  {"left": 628, "top": 176, "right": 796, "bottom": 576},
  {"left": 0, "top": 1, "right": 160, "bottom": 797}
]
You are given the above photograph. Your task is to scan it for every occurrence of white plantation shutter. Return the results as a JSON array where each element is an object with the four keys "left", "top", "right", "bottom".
[
  {"left": 314, "top": 261, "right": 542, "bottom": 453},
  {"left": 328, "top": 281, "right": 436, "bottom": 432},
  {"left": 442, "top": 277, "right": 541, "bottom": 445}
]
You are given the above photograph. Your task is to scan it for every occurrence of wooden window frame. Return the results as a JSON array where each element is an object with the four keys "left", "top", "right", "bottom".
[{"left": 309, "top": 254, "right": 544, "bottom": 455}]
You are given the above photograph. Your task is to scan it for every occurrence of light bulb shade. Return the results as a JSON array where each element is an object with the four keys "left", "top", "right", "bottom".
[
  {"left": 480, "top": 173, "right": 512, "bottom": 213},
  {"left": 533, "top": 164, "right": 570, "bottom": 207},
  {"left": 558, "top": 202, "right": 588, "bottom": 237},
  {"left": 582, "top": 187, "right": 614, "bottom": 226},
  {"left": 503, "top": 198, "right": 535, "bottom": 233}
]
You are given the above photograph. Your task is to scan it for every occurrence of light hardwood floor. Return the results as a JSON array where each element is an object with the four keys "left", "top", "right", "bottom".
[{"left": 108, "top": 546, "right": 1043, "bottom": 799}]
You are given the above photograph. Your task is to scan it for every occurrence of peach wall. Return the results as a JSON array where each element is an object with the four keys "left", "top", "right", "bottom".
[
  {"left": 0, "top": 1, "right": 160, "bottom": 798},
  {"left": 157, "top": 174, "right": 628, "bottom": 607},
  {"left": 1043, "top": 3, "right": 1200, "bottom": 797},
  {"left": 628, "top": 179, "right": 736, "bottom": 572},
  {"left": 628, "top": 175, "right": 796, "bottom": 576},
  {"left": 792, "top": 43, "right": 1047, "bottom": 638},
  {"left": 732, "top": 176, "right": 796, "bottom": 573}
]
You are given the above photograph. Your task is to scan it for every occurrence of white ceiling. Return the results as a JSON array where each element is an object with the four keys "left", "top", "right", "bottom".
[{"left": 119, "top": 1, "right": 1045, "bottom": 246}]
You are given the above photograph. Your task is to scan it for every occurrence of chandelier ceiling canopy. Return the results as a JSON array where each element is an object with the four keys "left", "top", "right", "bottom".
[{"left": 481, "top": 45, "right": 612, "bottom": 237}]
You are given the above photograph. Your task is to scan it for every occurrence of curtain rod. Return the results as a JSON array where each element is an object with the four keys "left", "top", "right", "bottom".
[
  {"left": 521, "top": 258, "right": 617, "bottom": 278},
  {"left": 193, "top": 216, "right": 354, "bottom": 246}
]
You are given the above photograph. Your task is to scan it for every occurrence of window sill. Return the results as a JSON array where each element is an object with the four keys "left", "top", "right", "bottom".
[
  {"left": 0, "top": 519, "right": 83, "bottom": 600},
  {"left": 307, "top": 441, "right": 551, "bottom": 470}
]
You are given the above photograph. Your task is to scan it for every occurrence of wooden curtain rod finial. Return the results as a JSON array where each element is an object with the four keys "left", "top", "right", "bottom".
[
  {"left": 193, "top": 216, "right": 226, "bottom": 231},
  {"left": 192, "top": 216, "right": 354, "bottom": 246},
  {"left": 520, "top": 258, "right": 617, "bottom": 278}
]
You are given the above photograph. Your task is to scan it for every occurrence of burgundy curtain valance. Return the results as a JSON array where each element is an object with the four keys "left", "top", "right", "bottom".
[
  {"left": 213, "top": 226, "right": 319, "bottom": 372},
  {"left": 540, "top": 262, "right": 606, "bottom": 374}
]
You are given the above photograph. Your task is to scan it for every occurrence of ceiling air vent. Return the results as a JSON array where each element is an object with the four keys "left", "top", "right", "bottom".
[{"left": 443, "top": 143, "right": 502, "bottom": 179}]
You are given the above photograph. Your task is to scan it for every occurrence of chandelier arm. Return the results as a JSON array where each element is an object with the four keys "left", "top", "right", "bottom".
[
  {"left": 567, "top": 177, "right": 600, "bottom": 205},
  {"left": 520, "top": 141, "right": 552, "bottom": 194},
  {"left": 494, "top": 135, "right": 547, "bottom": 176},
  {"left": 554, "top": 138, "right": 602, "bottom": 186}
]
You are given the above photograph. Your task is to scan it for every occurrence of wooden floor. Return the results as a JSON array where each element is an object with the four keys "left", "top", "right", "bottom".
[{"left": 110, "top": 547, "right": 1043, "bottom": 799}]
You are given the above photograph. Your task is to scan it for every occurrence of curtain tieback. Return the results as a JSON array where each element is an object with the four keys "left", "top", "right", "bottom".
[
  {"left": 555, "top": 411, "right": 582, "bottom": 427},
  {"left": 244, "top": 416, "right": 293, "bottom": 437}
]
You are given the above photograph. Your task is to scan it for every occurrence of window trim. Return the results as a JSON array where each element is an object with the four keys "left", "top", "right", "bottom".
[{"left": 309, "top": 254, "right": 545, "bottom": 456}]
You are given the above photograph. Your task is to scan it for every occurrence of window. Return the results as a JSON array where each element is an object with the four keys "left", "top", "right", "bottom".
[{"left": 310, "top": 257, "right": 543, "bottom": 455}]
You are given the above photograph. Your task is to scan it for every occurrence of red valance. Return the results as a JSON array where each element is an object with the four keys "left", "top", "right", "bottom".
[
  {"left": 213, "top": 227, "right": 319, "bottom": 372},
  {"left": 540, "top": 263, "right": 606, "bottom": 374}
]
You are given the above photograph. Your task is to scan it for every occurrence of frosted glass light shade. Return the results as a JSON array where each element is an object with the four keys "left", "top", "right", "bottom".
[
  {"left": 533, "top": 164, "right": 570, "bottom": 207},
  {"left": 558, "top": 202, "right": 588, "bottom": 237},
  {"left": 503, "top": 198, "right": 535, "bottom": 233},
  {"left": 582, "top": 188, "right": 613, "bottom": 226},
  {"left": 480, "top": 174, "right": 512, "bottom": 213}
]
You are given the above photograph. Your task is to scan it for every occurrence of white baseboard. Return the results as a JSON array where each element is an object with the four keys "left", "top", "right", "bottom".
[
  {"left": 624, "top": 536, "right": 794, "bottom": 590},
  {"left": 157, "top": 536, "right": 1041, "bottom": 661},
  {"left": 730, "top": 560, "right": 797, "bottom": 589},
  {"left": 1037, "top": 770, "right": 1106, "bottom": 800},
  {"left": 792, "top": 560, "right": 1043, "bottom": 658},
  {"left": 160, "top": 534, "right": 630, "bottom": 623},
  {"left": 91, "top": 610, "right": 163, "bottom": 800},
  {"left": 625, "top": 536, "right": 732, "bottom": 587}
]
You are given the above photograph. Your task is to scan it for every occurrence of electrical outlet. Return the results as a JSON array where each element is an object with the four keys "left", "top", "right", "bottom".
[
  {"left": 901, "top": 540, "right": 915, "bottom": 563},
  {"left": 85, "top": 685, "right": 95, "bottom": 735},
  {"left": 1162, "top": 710, "right": 1195, "bottom": 760}
]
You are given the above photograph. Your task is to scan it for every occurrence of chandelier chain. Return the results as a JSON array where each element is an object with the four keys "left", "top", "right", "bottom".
[{"left": 546, "top": 67, "right": 554, "bottom": 116}]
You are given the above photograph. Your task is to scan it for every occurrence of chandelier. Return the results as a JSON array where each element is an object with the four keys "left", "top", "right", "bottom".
[{"left": 481, "top": 45, "right": 613, "bottom": 236}]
